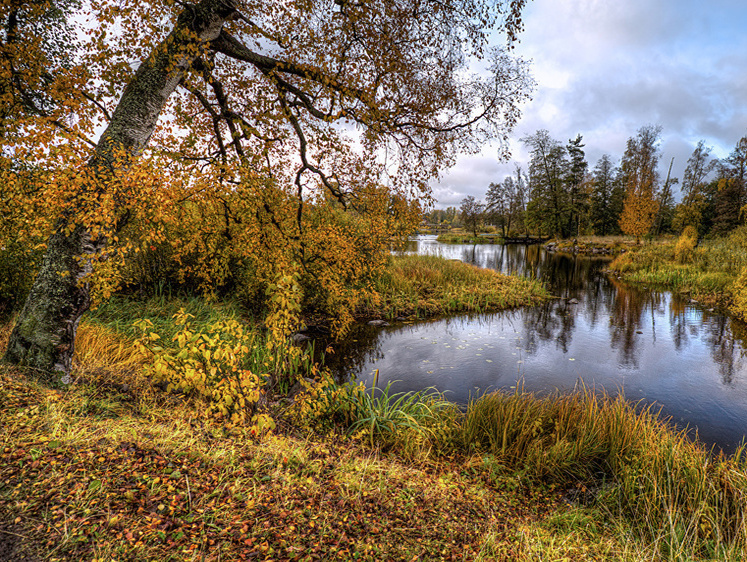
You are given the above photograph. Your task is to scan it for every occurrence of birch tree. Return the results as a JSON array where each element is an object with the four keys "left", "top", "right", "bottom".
[{"left": 2, "top": 0, "right": 533, "bottom": 375}]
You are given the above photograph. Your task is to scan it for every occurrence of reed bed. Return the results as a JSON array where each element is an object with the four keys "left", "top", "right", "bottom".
[
  {"left": 365, "top": 254, "right": 547, "bottom": 319},
  {"left": 611, "top": 227, "right": 747, "bottom": 307},
  {"left": 460, "top": 388, "right": 747, "bottom": 560}
]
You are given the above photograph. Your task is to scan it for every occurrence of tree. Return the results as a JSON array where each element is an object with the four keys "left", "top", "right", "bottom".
[
  {"left": 653, "top": 157, "right": 678, "bottom": 235},
  {"left": 3, "top": 0, "right": 533, "bottom": 375},
  {"left": 522, "top": 130, "right": 569, "bottom": 237},
  {"left": 564, "top": 134, "right": 588, "bottom": 237},
  {"left": 618, "top": 125, "right": 662, "bottom": 243},
  {"left": 485, "top": 175, "right": 524, "bottom": 237},
  {"left": 590, "top": 155, "right": 619, "bottom": 235},
  {"left": 712, "top": 136, "right": 747, "bottom": 235},
  {"left": 672, "top": 141, "right": 718, "bottom": 234},
  {"left": 460, "top": 196, "right": 485, "bottom": 237}
]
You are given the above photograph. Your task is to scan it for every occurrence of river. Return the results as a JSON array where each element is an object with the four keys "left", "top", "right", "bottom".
[{"left": 326, "top": 236, "right": 747, "bottom": 454}]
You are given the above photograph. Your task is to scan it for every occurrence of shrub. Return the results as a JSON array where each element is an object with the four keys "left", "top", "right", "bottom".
[
  {"left": 134, "top": 309, "right": 274, "bottom": 429},
  {"left": 674, "top": 225, "right": 698, "bottom": 264}
]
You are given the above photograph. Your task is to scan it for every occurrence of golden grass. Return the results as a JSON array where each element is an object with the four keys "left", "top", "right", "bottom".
[{"left": 365, "top": 254, "right": 548, "bottom": 319}]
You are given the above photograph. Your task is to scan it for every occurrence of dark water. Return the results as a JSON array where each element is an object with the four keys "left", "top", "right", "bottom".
[{"left": 328, "top": 236, "right": 747, "bottom": 454}]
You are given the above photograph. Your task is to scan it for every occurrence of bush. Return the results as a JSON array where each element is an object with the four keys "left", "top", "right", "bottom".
[
  {"left": 134, "top": 309, "right": 274, "bottom": 427},
  {"left": 674, "top": 225, "right": 698, "bottom": 264}
]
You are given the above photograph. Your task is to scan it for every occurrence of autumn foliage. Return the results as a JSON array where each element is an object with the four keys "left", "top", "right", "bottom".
[
  {"left": 619, "top": 186, "right": 660, "bottom": 244},
  {"left": 1, "top": 0, "right": 533, "bottom": 374}
]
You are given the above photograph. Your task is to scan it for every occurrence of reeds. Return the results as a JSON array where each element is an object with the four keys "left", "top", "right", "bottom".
[
  {"left": 365, "top": 255, "right": 547, "bottom": 319},
  {"left": 460, "top": 387, "right": 747, "bottom": 559}
]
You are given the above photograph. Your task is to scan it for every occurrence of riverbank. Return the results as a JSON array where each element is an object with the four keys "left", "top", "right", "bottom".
[
  {"left": 608, "top": 229, "right": 747, "bottom": 312},
  {"left": 436, "top": 232, "right": 504, "bottom": 244},
  {"left": 5, "top": 254, "right": 747, "bottom": 559},
  {"left": 3, "top": 350, "right": 747, "bottom": 560},
  {"left": 544, "top": 235, "right": 653, "bottom": 256}
]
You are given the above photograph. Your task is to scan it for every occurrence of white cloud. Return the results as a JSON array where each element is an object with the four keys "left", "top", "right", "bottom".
[{"left": 432, "top": 0, "right": 747, "bottom": 207}]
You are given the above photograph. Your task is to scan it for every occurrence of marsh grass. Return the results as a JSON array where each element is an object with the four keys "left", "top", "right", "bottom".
[
  {"left": 366, "top": 254, "right": 547, "bottom": 319},
  {"left": 460, "top": 387, "right": 747, "bottom": 560},
  {"left": 436, "top": 233, "right": 503, "bottom": 244},
  {"left": 611, "top": 227, "right": 747, "bottom": 307}
]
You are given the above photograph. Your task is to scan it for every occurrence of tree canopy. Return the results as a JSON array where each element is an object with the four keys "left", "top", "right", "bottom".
[{"left": 1, "top": 0, "right": 534, "bottom": 374}]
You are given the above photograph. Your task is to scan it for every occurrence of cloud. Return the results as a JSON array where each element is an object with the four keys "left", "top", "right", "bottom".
[{"left": 432, "top": 0, "right": 747, "bottom": 207}]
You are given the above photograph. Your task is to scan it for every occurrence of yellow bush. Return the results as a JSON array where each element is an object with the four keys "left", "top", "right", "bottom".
[
  {"left": 674, "top": 225, "right": 698, "bottom": 264},
  {"left": 134, "top": 309, "right": 273, "bottom": 430}
]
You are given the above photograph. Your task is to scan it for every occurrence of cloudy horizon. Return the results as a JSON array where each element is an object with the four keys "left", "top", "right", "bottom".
[{"left": 431, "top": 0, "right": 747, "bottom": 209}]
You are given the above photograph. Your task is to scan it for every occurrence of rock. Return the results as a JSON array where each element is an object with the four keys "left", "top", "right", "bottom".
[
  {"left": 290, "top": 332, "right": 311, "bottom": 344},
  {"left": 394, "top": 316, "right": 408, "bottom": 322},
  {"left": 368, "top": 319, "right": 390, "bottom": 327},
  {"left": 567, "top": 298, "right": 579, "bottom": 305},
  {"left": 287, "top": 377, "right": 316, "bottom": 400}
]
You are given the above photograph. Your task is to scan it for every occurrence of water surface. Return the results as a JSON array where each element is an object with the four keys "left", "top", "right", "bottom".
[{"left": 328, "top": 236, "right": 747, "bottom": 453}]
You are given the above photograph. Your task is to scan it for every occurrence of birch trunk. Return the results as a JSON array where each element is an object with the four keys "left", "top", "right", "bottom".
[{"left": 4, "top": 0, "right": 235, "bottom": 375}]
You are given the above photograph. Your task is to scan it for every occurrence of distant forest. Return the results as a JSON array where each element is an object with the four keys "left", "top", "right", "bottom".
[{"left": 426, "top": 125, "right": 747, "bottom": 240}]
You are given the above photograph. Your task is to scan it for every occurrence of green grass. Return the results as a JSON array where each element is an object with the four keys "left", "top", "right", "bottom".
[
  {"left": 86, "top": 294, "right": 247, "bottom": 342},
  {"left": 609, "top": 228, "right": 747, "bottom": 307},
  {"left": 365, "top": 254, "right": 548, "bottom": 319}
]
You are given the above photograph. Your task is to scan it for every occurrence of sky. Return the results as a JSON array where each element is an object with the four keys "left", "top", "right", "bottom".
[{"left": 432, "top": 0, "right": 747, "bottom": 208}]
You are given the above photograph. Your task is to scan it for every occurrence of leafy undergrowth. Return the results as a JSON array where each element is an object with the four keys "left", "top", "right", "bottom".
[
  {"left": 0, "top": 368, "right": 645, "bottom": 562},
  {"left": 364, "top": 255, "right": 548, "bottom": 320}
]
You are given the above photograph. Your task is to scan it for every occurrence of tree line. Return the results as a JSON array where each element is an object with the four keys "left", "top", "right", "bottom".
[{"left": 427, "top": 125, "right": 747, "bottom": 241}]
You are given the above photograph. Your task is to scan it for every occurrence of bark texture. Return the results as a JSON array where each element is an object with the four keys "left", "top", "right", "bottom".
[{"left": 3, "top": 0, "right": 236, "bottom": 375}]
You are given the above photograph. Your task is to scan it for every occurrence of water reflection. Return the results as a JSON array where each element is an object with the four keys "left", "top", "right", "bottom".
[{"left": 328, "top": 237, "right": 747, "bottom": 453}]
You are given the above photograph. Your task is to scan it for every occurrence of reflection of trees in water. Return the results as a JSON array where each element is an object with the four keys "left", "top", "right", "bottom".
[
  {"left": 670, "top": 301, "right": 747, "bottom": 385},
  {"left": 668, "top": 298, "right": 691, "bottom": 350},
  {"left": 461, "top": 245, "right": 479, "bottom": 265},
  {"left": 518, "top": 252, "right": 616, "bottom": 355},
  {"left": 520, "top": 302, "right": 564, "bottom": 352},
  {"left": 339, "top": 239, "right": 747, "bottom": 390},
  {"left": 322, "top": 324, "right": 386, "bottom": 382},
  {"left": 607, "top": 277, "right": 665, "bottom": 368}
]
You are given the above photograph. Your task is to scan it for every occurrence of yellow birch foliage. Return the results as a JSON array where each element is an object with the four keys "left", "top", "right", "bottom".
[
  {"left": 133, "top": 310, "right": 274, "bottom": 430},
  {"left": 619, "top": 185, "right": 660, "bottom": 243}
]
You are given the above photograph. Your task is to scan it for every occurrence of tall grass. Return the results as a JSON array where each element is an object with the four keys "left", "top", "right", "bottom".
[
  {"left": 460, "top": 388, "right": 747, "bottom": 560},
  {"left": 365, "top": 254, "right": 547, "bottom": 319},
  {"left": 611, "top": 227, "right": 747, "bottom": 305},
  {"left": 436, "top": 233, "right": 503, "bottom": 244}
]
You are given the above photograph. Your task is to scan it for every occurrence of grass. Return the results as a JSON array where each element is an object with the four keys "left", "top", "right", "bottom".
[
  {"left": 0, "top": 363, "right": 581, "bottom": 561},
  {"left": 435, "top": 232, "right": 504, "bottom": 244},
  {"left": 609, "top": 228, "right": 747, "bottom": 308},
  {"left": 6, "top": 346, "right": 747, "bottom": 560},
  {"left": 462, "top": 388, "right": 747, "bottom": 559},
  {"left": 364, "top": 254, "right": 548, "bottom": 319}
]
